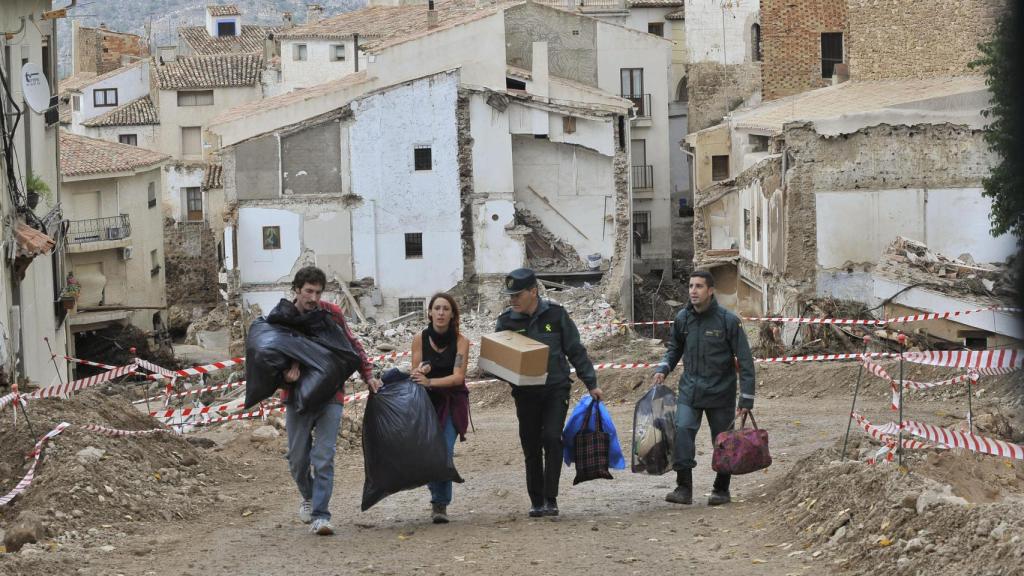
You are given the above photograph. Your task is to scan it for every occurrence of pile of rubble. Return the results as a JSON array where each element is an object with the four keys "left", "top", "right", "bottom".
[
  {"left": 876, "top": 237, "right": 1016, "bottom": 303},
  {"left": 763, "top": 439, "right": 1024, "bottom": 575},
  {"left": 514, "top": 209, "right": 591, "bottom": 272}
]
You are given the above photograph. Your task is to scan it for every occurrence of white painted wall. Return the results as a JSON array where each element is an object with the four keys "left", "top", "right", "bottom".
[
  {"left": 156, "top": 85, "right": 263, "bottom": 161},
  {"left": 162, "top": 165, "right": 205, "bottom": 223},
  {"left": 85, "top": 125, "right": 159, "bottom": 150},
  {"left": 238, "top": 207, "right": 302, "bottom": 284},
  {"left": 71, "top": 62, "right": 150, "bottom": 126},
  {"left": 349, "top": 71, "right": 463, "bottom": 314},
  {"left": 280, "top": 39, "right": 360, "bottom": 90},
  {"left": 684, "top": 0, "right": 759, "bottom": 65},
  {"left": 815, "top": 188, "right": 1018, "bottom": 268},
  {"left": 206, "top": 13, "right": 240, "bottom": 38}
]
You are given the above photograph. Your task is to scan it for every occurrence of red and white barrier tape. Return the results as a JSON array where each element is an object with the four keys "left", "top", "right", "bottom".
[
  {"left": 79, "top": 423, "right": 177, "bottom": 437},
  {"left": 755, "top": 352, "right": 898, "bottom": 364},
  {"left": 190, "top": 405, "right": 286, "bottom": 427},
  {"left": 905, "top": 420, "right": 1024, "bottom": 460},
  {"left": 744, "top": 316, "right": 884, "bottom": 326},
  {"left": 851, "top": 412, "right": 934, "bottom": 452},
  {"left": 366, "top": 350, "right": 413, "bottom": 363},
  {"left": 886, "top": 306, "right": 1021, "bottom": 324},
  {"left": 135, "top": 359, "right": 180, "bottom": 379},
  {"left": 861, "top": 360, "right": 976, "bottom": 411},
  {"left": 1, "top": 422, "right": 70, "bottom": 507},
  {"left": 146, "top": 358, "right": 246, "bottom": 380},
  {"left": 150, "top": 398, "right": 249, "bottom": 419},
  {"left": 26, "top": 364, "right": 138, "bottom": 401},
  {"left": 57, "top": 355, "right": 119, "bottom": 371},
  {"left": 132, "top": 379, "right": 248, "bottom": 405},
  {"left": 903, "top": 349, "right": 1022, "bottom": 370}
]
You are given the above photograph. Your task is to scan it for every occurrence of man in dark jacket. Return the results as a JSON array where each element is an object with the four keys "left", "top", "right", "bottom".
[
  {"left": 495, "top": 268, "right": 603, "bottom": 518},
  {"left": 652, "top": 269, "right": 755, "bottom": 506}
]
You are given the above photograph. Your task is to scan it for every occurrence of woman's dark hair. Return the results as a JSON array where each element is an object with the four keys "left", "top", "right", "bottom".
[
  {"left": 689, "top": 269, "right": 715, "bottom": 287},
  {"left": 292, "top": 266, "right": 327, "bottom": 291},
  {"left": 427, "top": 292, "right": 460, "bottom": 339}
]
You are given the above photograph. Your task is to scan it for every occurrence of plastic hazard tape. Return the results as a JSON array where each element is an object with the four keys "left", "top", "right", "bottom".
[
  {"left": 367, "top": 350, "right": 413, "bottom": 363},
  {"left": 135, "top": 359, "right": 180, "bottom": 379},
  {"left": 744, "top": 316, "right": 884, "bottom": 326},
  {"left": 851, "top": 412, "right": 934, "bottom": 451},
  {"left": 79, "top": 424, "right": 176, "bottom": 437},
  {"left": 861, "top": 360, "right": 976, "bottom": 411},
  {"left": 57, "top": 355, "right": 119, "bottom": 371},
  {"left": 188, "top": 405, "right": 286, "bottom": 427},
  {"left": 146, "top": 358, "right": 246, "bottom": 380},
  {"left": 755, "top": 352, "right": 898, "bottom": 364},
  {"left": 132, "top": 379, "right": 247, "bottom": 405},
  {"left": 903, "top": 349, "right": 1022, "bottom": 370},
  {"left": 26, "top": 364, "right": 138, "bottom": 401},
  {"left": 905, "top": 420, "right": 1024, "bottom": 460},
  {"left": 0, "top": 422, "right": 70, "bottom": 507},
  {"left": 150, "top": 399, "right": 249, "bottom": 419},
  {"left": 886, "top": 306, "right": 1021, "bottom": 324}
]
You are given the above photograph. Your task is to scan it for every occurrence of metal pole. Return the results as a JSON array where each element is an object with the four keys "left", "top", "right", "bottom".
[
  {"left": 897, "top": 333, "right": 906, "bottom": 469},
  {"left": 12, "top": 383, "right": 36, "bottom": 439},
  {"left": 841, "top": 335, "right": 871, "bottom": 460},
  {"left": 43, "top": 337, "right": 66, "bottom": 385},
  {"left": 966, "top": 371, "right": 976, "bottom": 433}
]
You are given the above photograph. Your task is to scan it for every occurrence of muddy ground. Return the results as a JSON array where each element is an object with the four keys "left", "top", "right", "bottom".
[{"left": 1, "top": 349, "right": 1022, "bottom": 576}]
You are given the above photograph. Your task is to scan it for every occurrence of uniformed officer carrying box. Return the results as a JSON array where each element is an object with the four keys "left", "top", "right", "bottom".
[{"left": 479, "top": 331, "right": 549, "bottom": 386}]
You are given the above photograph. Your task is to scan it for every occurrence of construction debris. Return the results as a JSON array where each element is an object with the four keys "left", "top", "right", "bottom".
[{"left": 876, "top": 237, "right": 1016, "bottom": 304}]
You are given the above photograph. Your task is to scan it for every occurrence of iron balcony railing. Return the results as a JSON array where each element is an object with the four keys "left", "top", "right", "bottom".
[
  {"left": 632, "top": 165, "right": 654, "bottom": 190},
  {"left": 533, "top": 0, "right": 624, "bottom": 8},
  {"left": 624, "top": 93, "right": 652, "bottom": 118},
  {"left": 68, "top": 214, "right": 131, "bottom": 244}
]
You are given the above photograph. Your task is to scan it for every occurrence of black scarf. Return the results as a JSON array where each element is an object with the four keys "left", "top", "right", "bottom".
[{"left": 426, "top": 322, "right": 455, "bottom": 349}]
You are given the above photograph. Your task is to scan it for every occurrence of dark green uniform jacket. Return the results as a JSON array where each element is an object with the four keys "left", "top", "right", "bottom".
[
  {"left": 654, "top": 297, "right": 756, "bottom": 409},
  {"left": 494, "top": 299, "right": 598, "bottom": 391}
]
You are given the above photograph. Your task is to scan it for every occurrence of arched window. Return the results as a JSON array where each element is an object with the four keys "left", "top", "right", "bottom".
[
  {"left": 752, "top": 23, "right": 762, "bottom": 62},
  {"left": 676, "top": 76, "right": 689, "bottom": 103}
]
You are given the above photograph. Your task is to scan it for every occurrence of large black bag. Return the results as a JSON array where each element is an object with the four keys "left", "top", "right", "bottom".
[
  {"left": 361, "top": 368, "right": 462, "bottom": 511},
  {"left": 244, "top": 299, "right": 361, "bottom": 413}
]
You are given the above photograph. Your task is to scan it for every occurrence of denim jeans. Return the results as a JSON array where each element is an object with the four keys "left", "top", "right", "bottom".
[
  {"left": 286, "top": 402, "right": 343, "bottom": 521},
  {"left": 427, "top": 416, "right": 458, "bottom": 506},
  {"left": 673, "top": 401, "right": 734, "bottom": 471}
]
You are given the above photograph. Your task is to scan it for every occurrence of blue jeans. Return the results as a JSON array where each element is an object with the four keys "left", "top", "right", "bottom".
[
  {"left": 673, "top": 402, "right": 734, "bottom": 470},
  {"left": 286, "top": 402, "right": 343, "bottom": 521},
  {"left": 427, "top": 416, "right": 458, "bottom": 506}
]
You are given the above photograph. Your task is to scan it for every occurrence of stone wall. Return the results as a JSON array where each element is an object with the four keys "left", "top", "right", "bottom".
[
  {"left": 761, "top": 0, "right": 848, "bottom": 101},
  {"left": 164, "top": 219, "right": 220, "bottom": 306},
  {"left": 782, "top": 121, "right": 996, "bottom": 284},
  {"left": 847, "top": 0, "right": 1004, "bottom": 81},
  {"left": 504, "top": 2, "right": 598, "bottom": 87},
  {"left": 686, "top": 61, "right": 761, "bottom": 133},
  {"left": 74, "top": 27, "right": 148, "bottom": 75}
]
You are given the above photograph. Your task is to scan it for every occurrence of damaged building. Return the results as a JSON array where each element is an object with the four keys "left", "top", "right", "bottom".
[
  {"left": 684, "top": 0, "right": 1019, "bottom": 348},
  {"left": 208, "top": 1, "right": 666, "bottom": 319}
]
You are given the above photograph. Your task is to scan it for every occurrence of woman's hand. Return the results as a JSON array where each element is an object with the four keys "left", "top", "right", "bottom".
[{"left": 411, "top": 371, "right": 431, "bottom": 387}]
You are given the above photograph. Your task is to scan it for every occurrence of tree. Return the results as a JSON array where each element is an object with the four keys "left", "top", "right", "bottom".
[{"left": 972, "top": 6, "right": 1023, "bottom": 243}]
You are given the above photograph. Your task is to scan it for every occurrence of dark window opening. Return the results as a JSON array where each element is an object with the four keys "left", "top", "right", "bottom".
[
  {"left": 148, "top": 182, "right": 156, "bottom": 208},
  {"left": 743, "top": 209, "right": 752, "bottom": 248},
  {"left": 405, "top": 232, "right": 423, "bottom": 259},
  {"left": 118, "top": 134, "right": 138, "bottom": 146},
  {"left": 617, "top": 116, "right": 625, "bottom": 150},
  {"left": 93, "top": 88, "right": 117, "bottom": 107},
  {"left": 506, "top": 77, "right": 526, "bottom": 90},
  {"left": 185, "top": 187, "right": 203, "bottom": 221},
  {"left": 821, "top": 32, "right": 843, "bottom": 78},
  {"left": 711, "top": 155, "right": 729, "bottom": 181},
  {"left": 217, "top": 21, "right": 237, "bottom": 37},
  {"left": 752, "top": 24, "right": 762, "bottom": 62},
  {"left": 563, "top": 116, "right": 576, "bottom": 134},
  {"left": 633, "top": 211, "right": 651, "bottom": 243},
  {"left": 414, "top": 146, "right": 432, "bottom": 171},
  {"left": 749, "top": 134, "right": 769, "bottom": 152},
  {"left": 648, "top": 22, "right": 664, "bottom": 37},
  {"left": 399, "top": 298, "right": 425, "bottom": 317}
]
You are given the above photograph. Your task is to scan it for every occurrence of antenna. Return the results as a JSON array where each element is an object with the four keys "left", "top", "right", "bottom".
[{"left": 21, "top": 62, "right": 51, "bottom": 113}]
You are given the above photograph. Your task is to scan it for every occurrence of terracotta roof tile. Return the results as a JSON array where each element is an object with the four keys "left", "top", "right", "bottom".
[
  {"left": 58, "top": 60, "right": 146, "bottom": 95},
  {"left": 179, "top": 24, "right": 275, "bottom": 55},
  {"left": 14, "top": 221, "right": 55, "bottom": 258},
  {"left": 665, "top": 8, "right": 684, "bottom": 19},
  {"left": 82, "top": 95, "right": 159, "bottom": 127},
  {"left": 202, "top": 163, "right": 223, "bottom": 190},
  {"left": 155, "top": 54, "right": 263, "bottom": 89},
  {"left": 208, "top": 4, "right": 241, "bottom": 16},
  {"left": 60, "top": 131, "right": 169, "bottom": 177}
]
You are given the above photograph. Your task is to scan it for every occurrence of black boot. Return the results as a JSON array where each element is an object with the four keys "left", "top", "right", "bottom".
[
  {"left": 708, "top": 473, "right": 731, "bottom": 506},
  {"left": 542, "top": 497, "right": 559, "bottom": 517},
  {"left": 665, "top": 469, "right": 693, "bottom": 505}
]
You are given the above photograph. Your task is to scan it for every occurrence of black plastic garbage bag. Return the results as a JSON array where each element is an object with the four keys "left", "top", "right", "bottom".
[
  {"left": 361, "top": 368, "right": 462, "bottom": 511},
  {"left": 244, "top": 299, "right": 361, "bottom": 413},
  {"left": 631, "top": 384, "right": 677, "bottom": 475}
]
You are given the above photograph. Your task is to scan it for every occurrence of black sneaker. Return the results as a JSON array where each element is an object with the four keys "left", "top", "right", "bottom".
[
  {"left": 707, "top": 490, "right": 731, "bottom": 506},
  {"left": 542, "top": 498, "right": 559, "bottom": 517},
  {"left": 665, "top": 486, "right": 693, "bottom": 505},
  {"left": 528, "top": 505, "right": 544, "bottom": 518}
]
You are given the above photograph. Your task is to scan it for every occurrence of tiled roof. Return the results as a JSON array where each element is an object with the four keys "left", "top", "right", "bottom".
[
  {"left": 730, "top": 76, "right": 987, "bottom": 134},
  {"left": 15, "top": 221, "right": 55, "bottom": 258},
  {"left": 208, "top": 4, "right": 241, "bottom": 16},
  {"left": 60, "top": 131, "right": 170, "bottom": 177},
  {"left": 665, "top": 8, "right": 684, "bottom": 19},
  {"left": 82, "top": 96, "right": 159, "bottom": 127},
  {"left": 155, "top": 54, "right": 263, "bottom": 89},
  {"left": 274, "top": 0, "right": 509, "bottom": 51},
  {"left": 58, "top": 59, "right": 146, "bottom": 95},
  {"left": 629, "top": 0, "right": 683, "bottom": 7},
  {"left": 179, "top": 24, "right": 275, "bottom": 55},
  {"left": 202, "top": 163, "right": 223, "bottom": 190},
  {"left": 210, "top": 70, "right": 373, "bottom": 126}
]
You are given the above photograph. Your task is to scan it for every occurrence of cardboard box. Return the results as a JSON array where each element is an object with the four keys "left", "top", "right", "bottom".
[{"left": 478, "top": 331, "right": 549, "bottom": 386}]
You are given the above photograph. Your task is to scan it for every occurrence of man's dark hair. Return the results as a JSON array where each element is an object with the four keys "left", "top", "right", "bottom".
[
  {"left": 689, "top": 269, "right": 715, "bottom": 288},
  {"left": 292, "top": 266, "right": 327, "bottom": 291}
]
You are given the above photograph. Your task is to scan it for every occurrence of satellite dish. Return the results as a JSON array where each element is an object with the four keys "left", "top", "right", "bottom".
[{"left": 21, "top": 62, "right": 51, "bottom": 114}]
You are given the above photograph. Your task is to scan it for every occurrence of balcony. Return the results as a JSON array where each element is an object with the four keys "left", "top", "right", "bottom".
[
  {"left": 67, "top": 215, "right": 132, "bottom": 253},
  {"left": 624, "top": 94, "right": 652, "bottom": 124},
  {"left": 632, "top": 165, "right": 654, "bottom": 191},
  {"left": 532, "top": 0, "right": 626, "bottom": 10}
]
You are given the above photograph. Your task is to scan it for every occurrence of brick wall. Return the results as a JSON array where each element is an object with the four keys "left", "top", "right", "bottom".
[
  {"left": 761, "top": 0, "right": 848, "bottom": 101},
  {"left": 74, "top": 27, "right": 148, "bottom": 75},
  {"left": 847, "top": 0, "right": 1004, "bottom": 80}
]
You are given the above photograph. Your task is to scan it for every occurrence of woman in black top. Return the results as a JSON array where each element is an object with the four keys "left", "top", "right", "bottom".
[{"left": 410, "top": 292, "right": 471, "bottom": 524}]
